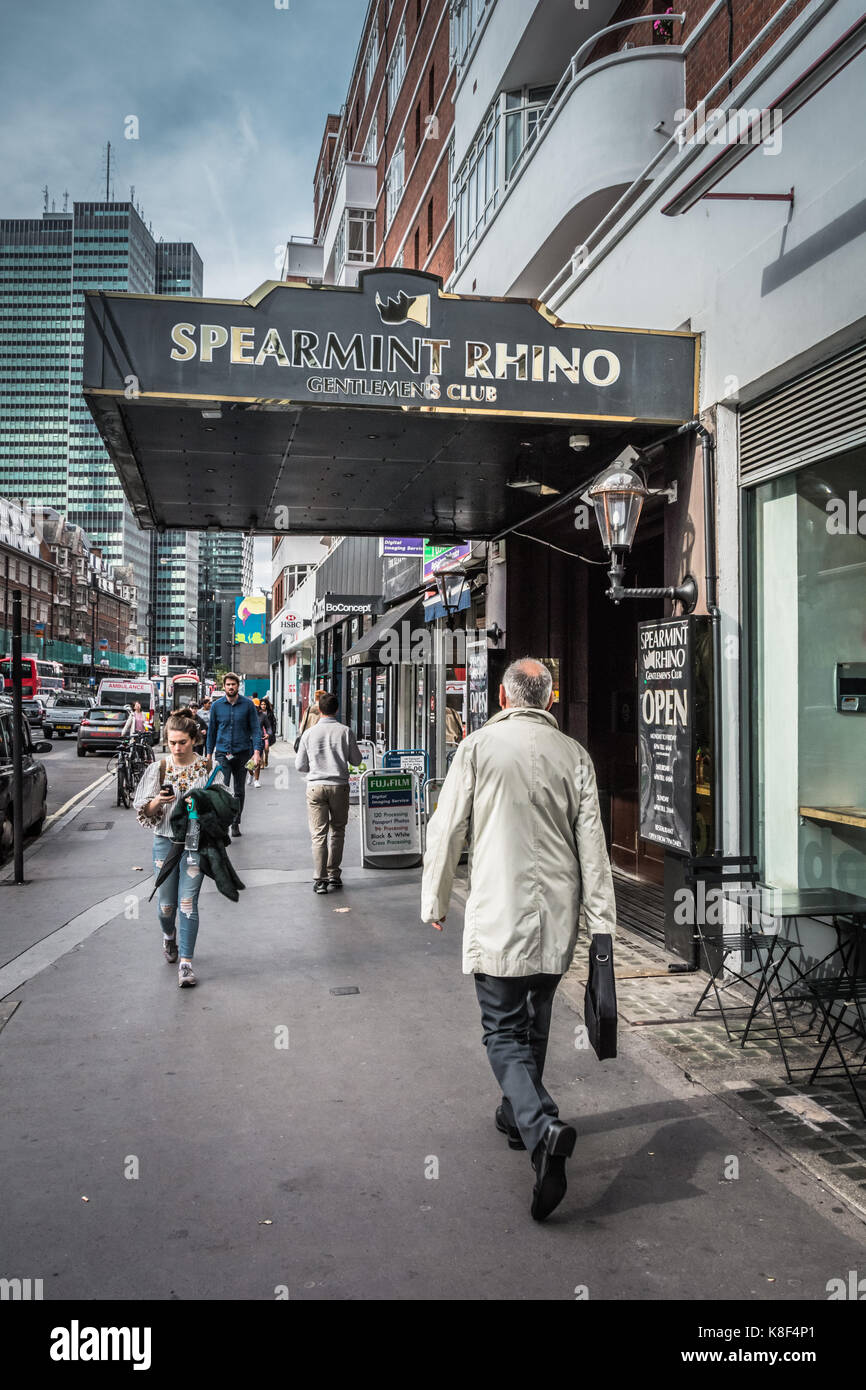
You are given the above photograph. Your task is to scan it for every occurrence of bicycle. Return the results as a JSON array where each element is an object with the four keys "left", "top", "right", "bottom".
[{"left": 113, "top": 733, "right": 155, "bottom": 808}]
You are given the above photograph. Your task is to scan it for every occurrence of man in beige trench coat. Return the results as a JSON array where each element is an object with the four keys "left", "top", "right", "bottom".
[{"left": 421, "top": 657, "right": 617, "bottom": 1221}]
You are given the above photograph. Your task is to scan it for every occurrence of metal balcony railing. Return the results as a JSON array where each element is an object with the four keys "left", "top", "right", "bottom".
[
  {"left": 505, "top": 14, "right": 686, "bottom": 187},
  {"left": 452, "top": 14, "right": 686, "bottom": 274}
]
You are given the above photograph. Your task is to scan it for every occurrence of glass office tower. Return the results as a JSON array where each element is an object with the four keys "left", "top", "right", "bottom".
[
  {"left": 0, "top": 200, "right": 203, "bottom": 663},
  {"left": 199, "top": 532, "right": 244, "bottom": 675}
]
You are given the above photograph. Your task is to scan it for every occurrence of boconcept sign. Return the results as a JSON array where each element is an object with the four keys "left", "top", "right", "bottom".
[{"left": 84, "top": 270, "right": 699, "bottom": 425}]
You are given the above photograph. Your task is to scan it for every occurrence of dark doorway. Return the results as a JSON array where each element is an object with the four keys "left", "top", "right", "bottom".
[{"left": 587, "top": 527, "right": 665, "bottom": 883}]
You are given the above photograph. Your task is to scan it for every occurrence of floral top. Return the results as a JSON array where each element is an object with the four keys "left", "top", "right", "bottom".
[{"left": 133, "top": 755, "right": 226, "bottom": 837}]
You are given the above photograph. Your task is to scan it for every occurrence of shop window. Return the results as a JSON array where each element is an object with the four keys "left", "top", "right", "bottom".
[{"left": 748, "top": 447, "right": 866, "bottom": 895}]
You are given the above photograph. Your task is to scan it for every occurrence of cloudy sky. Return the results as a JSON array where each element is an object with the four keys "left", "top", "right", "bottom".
[
  {"left": 1, "top": 0, "right": 362, "bottom": 298},
  {"left": 2, "top": 0, "right": 364, "bottom": 587}
]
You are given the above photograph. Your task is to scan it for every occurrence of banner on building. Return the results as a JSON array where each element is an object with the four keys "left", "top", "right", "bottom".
[
  {"left": 422, "top": 540, "right": 471, "bottom": 580},
  {"left": 234, "top": 595, "right": 267, "bottom": 645},
  {"left": 380, "top": 537, "right": 423, "bottom": 556}
]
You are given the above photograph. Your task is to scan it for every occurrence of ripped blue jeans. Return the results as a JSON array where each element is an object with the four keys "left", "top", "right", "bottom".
[{"left": 153, "top": 835, "right": 203, "bottom": 959}]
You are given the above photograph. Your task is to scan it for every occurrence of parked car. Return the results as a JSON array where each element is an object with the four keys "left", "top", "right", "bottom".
[
  {"left": 76, "top": 705, "right": 129, "bottom": 755},
  {"left": 0, "top": 697, "right": 52, "bottom": 853},
  {"left": 43, "top": 693, "right": 95, "bottom": 739}
]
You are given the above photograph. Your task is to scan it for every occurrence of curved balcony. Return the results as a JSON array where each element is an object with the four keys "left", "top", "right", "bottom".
[
  {"left": 452, "top": 0, "right": 622, "bottom": 173},
  {"left": 451, "top": 46, "right": 685, "bottom": 299}
]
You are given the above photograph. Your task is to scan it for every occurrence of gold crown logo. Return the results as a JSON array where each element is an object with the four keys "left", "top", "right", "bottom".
[{"left": 375, "top": 291, "right": 430, "bottom": 328}]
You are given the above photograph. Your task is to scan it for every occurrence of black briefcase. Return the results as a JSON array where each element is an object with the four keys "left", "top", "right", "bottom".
[{"left": 584, "top": 933, "right": 618, "bottom": 1060}]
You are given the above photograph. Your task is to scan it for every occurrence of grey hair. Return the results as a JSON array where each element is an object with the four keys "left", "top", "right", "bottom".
[{"left": 503, "top": 658, "right": 553, "bottom": 709}]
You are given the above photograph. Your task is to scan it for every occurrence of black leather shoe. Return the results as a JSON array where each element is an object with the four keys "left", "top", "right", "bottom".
[
  {"left": 530, "top": 1120, "right": 576, "bottom": 1222},
  {"left": 231, "top": 823, "right": 242, "bottom": 838},
  {"left": 495, "top": 1105, "right": 525, "bottom": 1150},
  {"left": 327, "top": 877, "right": 343, "bottom": 890},
  {"left": 313, "top": 879, "right": 328, "bottom": 894}
]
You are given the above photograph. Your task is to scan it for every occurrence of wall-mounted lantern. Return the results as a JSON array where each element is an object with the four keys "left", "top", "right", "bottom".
[{"left": 586, "top": 449, "right": 697, "bottom": 612}]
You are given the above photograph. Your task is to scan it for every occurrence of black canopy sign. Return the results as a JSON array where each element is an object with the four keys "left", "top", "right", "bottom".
[{"left": 84, "top": 269, "right": 698, "bottom": 425}]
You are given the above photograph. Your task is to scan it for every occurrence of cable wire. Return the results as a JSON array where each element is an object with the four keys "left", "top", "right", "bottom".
[{"left": 512, "top": 531, "right": 609, "bottom": 564}]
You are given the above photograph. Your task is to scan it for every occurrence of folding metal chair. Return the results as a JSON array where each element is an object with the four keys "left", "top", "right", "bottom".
[
  {"left": 686, "top": 856, "right": 800, "bottom": 1072},
  {"left": 777, "top": 968, "right": 866, "bottom": 1119}
]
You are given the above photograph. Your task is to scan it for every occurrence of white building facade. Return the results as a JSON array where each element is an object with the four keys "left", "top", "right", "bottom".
[{"left": 446, "top": 0, "right": 866, "bottom": 944}]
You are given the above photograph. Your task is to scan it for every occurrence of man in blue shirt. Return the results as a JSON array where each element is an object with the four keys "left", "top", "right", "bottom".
[{"left": 206, "top": 672, "right": 262, "bottom": 836}]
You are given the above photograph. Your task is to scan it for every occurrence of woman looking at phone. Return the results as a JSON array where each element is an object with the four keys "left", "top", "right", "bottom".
[{"left": 133, "top": 708, "right": 226, "bottom": 987}]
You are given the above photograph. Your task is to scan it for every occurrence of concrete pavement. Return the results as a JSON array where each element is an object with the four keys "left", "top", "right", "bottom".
[{"left": 0, "top": 742, "right": 864, "bottom": 1301}]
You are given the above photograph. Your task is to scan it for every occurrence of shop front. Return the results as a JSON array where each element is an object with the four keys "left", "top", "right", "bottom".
[
  {"left": 312, "top": 586, "right": 382, "bottom": 736},
  {"left": 83, "top": 267, "right": 701, "bottom": 923},
  {"left": 741, "top": 341, "right": 866, "bottom": 961}
]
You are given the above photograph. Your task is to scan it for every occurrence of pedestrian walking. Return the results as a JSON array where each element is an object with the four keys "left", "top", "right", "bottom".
[
  {"left": 133, "top": 708, "right": 231, "bottom": 988},
  {"left": 421, "top": 657, "right": 617, "bottom": 1222},
  {"left": 189, "top": 701, "right": 208, "bottom": 752},
  {"left": 295, "top": 691, "right": 361, "bottom": 894},
  {"left": 253, "top": 697, "right": 276, "bottom": 787},
  {"left": 294, "top": 689, "right": 326, "bottom": 751},
  {"left": 205, "top": 672, "right": 262, "bottom": 837},
  {"left": 444, "top": 702, "right": 463, "bottom": 746}
]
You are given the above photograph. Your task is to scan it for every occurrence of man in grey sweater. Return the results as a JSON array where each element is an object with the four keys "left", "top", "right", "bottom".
[{"left": 295, "top": 691, "right": 362, "bottom": 893}]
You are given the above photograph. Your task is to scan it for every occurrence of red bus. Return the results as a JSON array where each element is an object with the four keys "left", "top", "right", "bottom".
[{"left": 0, "top": 656, "right": 64, "bottom": 699}]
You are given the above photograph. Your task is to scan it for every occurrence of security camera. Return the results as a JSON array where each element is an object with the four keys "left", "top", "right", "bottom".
[{"left": 569, "top": 434, "right": 591, "bottom": 452}]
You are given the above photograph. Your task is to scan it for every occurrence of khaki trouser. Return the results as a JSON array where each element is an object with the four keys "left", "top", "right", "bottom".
[{"left": 306, "top": 782, "right": 351, "bottom": 881}]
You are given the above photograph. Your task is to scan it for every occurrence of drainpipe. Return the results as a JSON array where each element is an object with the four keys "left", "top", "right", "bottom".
[
  {"left": 666, "top": 421, "right": 723, "bottom": 974},
  {"left": 698, "top": 423, "right": 724, "bottom": 859}
]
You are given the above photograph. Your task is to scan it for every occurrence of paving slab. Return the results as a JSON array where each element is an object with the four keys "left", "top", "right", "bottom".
[{"left": 0, "top": 754, "right": 864, "bottom": 1300}]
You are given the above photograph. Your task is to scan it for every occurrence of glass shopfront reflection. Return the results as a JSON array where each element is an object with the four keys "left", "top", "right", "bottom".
[{"left": 748, "top": 447, "right": 866, "bottom": 894}]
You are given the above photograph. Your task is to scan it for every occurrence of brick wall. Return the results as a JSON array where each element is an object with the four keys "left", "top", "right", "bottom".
[
  {"left": 685, "top": 0, "right": 811, "bottom": 109},
  {"left": 587, "top": 0, "right": 811, "bottom": 113},
  {"left": 381, "top": 2, "right": 454, "bottom": 273}
]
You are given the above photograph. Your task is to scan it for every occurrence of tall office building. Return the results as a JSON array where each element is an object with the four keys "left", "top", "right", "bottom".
[
  {"left": 198, "top": 533, "right": 244, "bottom": 676},
  {"left": 0, "top": 197, "right": 203, "bottom": 663},
  {"left": 156, "top": 241, "right": 203, "bottom": 296},
  {"left": 200, "top": 532, "right": 244, "bottom": 593}
]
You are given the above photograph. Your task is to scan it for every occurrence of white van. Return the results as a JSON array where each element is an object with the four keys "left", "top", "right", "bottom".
[{"left": 96, "top": 677, "right": 161, "bottom": 744}]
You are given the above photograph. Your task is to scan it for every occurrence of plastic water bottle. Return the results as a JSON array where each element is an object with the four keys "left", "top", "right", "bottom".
[{"left": 185, "top": 800, "right": 200, "bottom": 869}]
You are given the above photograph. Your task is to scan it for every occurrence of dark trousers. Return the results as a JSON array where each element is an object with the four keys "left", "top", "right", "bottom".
[
  {"left": 474, "top": 972, "right": 562, "bottom": 1157},
  {"left": 215, "top": 750, "right": 251, "bottom": 825}
]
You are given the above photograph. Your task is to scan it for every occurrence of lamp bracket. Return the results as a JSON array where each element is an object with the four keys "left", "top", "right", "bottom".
[
  {"left": 646, "top": 480, "right": 678, "bottom": 505},
  {"left": 605, "top": 556, "right": 697, "bottom": 613}
]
